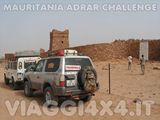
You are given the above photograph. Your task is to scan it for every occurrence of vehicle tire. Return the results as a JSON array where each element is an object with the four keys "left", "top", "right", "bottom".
[
  {"left": 81, "top": 95, "right": 92, "bottom": 102},
  {"left": 4, "top": 74, "right": 9, "bottom": 85},
  {"left": 11, "top": 78, "right": 18, "bottom": 90},
  {"left": 78, "top": 66, "right": 97, "bottom": 93},
  {"left": 44, "top": 87, "right": 59, "bottom": 107},
  {"left": 24, "top": 81, "right": 33, "bottom": 97}
]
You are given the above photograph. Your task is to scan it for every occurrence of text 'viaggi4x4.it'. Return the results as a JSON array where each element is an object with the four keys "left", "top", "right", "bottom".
[{"left": 24, "top": 50, "right": 99, "bottom": 104}]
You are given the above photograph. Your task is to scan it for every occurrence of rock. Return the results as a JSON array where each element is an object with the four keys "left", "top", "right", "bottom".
[
  {"left": 153, "top": 93, "right": 156, "bottom": 95},
  {"left": 153, "top": 67, "right": 160, "bottom": 70},
  {"left": 133, "top": 98, "right": 142, "bottom": 103}
]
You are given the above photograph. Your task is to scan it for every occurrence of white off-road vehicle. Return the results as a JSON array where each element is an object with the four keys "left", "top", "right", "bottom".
[{"left": 4, "top": 57, "right": 41, "bottom": 89}]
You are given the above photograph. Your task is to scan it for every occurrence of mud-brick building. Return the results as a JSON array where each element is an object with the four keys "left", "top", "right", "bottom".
[
  {"left": 49, "top": 29, "right": 69, "bottom": 52},
  {"left": 5, "top": 53, "right": 15, "bottom": 61}
]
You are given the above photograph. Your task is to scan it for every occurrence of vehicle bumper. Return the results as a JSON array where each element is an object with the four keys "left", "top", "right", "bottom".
[
  {"left": 54, "top": 82, "right": 99, "bottom": 99},
  {"left": 55, "top": 88, "right": 96, "bottom": 99},
  {"left": 15, "top": 81, "right": 24, "bottom": 85}
]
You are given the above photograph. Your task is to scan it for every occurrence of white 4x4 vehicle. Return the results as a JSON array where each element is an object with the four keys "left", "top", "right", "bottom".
[{"left": 4, "top": 57, "right": 41, "bottom": 89}]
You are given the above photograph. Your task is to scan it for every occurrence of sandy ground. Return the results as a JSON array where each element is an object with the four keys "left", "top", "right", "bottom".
[{"left": 0, "top": 60, "right": 160, "bottom": 120}]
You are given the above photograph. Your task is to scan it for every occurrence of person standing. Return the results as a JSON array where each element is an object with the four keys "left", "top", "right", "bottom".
[
  {"left": 128, "top": 55, "right": 132, "bottom": 70},
  {"left": 140, "top": 54, "right": 145, "bottom": 75}
]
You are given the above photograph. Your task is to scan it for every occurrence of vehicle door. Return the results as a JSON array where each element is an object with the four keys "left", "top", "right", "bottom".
[
  {"left": 44, "top": 58, "right": 61, "bottom": 87},
  {"left": 6, "top": 62, "right": 11, "bottom": 79},
  {"left": 31, "top": 60, "right": 45, "bottom": 89}
]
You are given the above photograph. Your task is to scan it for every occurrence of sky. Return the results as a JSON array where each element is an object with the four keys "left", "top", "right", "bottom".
[{"left": 0, "top": 0, "right": 160, "bottom": 57}]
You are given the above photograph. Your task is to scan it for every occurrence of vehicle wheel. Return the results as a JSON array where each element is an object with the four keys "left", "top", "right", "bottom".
[
  {"left": 81, "top": 95, "right": 92, "bottom": 102},
  {"left": 24, "top": 81, "right": 33, "bottom": 97},
  {"left": 4, "top": 74, "right": 9, "bottom": 85},
  {"left": 44, "top": 87, "right": 59, "bottom": 107},
  {"left": 11, "top": 78, "right": 18, "bottom": 90}
]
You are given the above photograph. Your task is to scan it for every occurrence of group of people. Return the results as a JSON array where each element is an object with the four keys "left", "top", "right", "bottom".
[{"left": 128, "top": 54, "right": 145, "bottom": 75}]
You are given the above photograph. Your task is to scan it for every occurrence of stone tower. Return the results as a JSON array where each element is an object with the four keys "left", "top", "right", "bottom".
[{"left": 49, "top": 29, "right": 69, "bottom": 51}]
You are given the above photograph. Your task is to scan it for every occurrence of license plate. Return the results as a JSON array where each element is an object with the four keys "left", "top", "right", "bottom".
[{"left": 66, "top": 80, "right": 76, "bottom": 86}]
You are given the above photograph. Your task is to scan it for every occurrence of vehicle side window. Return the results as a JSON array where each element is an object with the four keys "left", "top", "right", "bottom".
[
  {"left": 10, "top": 62, "right": 13, "bottom": 69},
  {"left": 35, "top": 60, "right": 45, "bottom": 72},
  {"left": 45, "top": 58, "right": 60, "bottom": 72},
  {"left": 9, "top": 62, "right": 12, "bottom": 69},
  {"left": 11, "top": 62, "right": 13, "bottom": 69},
  {"left": 8, "top": 62, "right": 11, "bottom": 69},
  {"left": 6, "top": 63, "right": 9, "bottom": 69},
  {"left": 8, "top": 62, "right": 17, "bottom": 70},
  {"left": 13, "top": 62, "right": 17, "bottom": 70}
]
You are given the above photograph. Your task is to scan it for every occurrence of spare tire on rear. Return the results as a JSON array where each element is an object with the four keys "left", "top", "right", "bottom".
[{"left": 78, "top": 66, "right": 97, "bottom": 93}]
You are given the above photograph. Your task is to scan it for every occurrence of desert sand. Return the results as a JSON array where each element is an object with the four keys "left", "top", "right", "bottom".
[{"left": 0, "top": 60, "right": 160, "bottom": 120}]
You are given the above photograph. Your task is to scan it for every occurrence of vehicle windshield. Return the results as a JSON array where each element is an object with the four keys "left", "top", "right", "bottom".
[
  {"left": 65, "top": 58, "right": 92, "bottom": 71},
  {"left": 24, "top": 62, "right": 36, "bottom": 69}
]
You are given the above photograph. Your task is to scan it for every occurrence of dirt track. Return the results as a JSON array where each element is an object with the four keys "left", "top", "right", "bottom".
[{"left": 0, "top": 60, "right": 160, "bottom": 120}]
